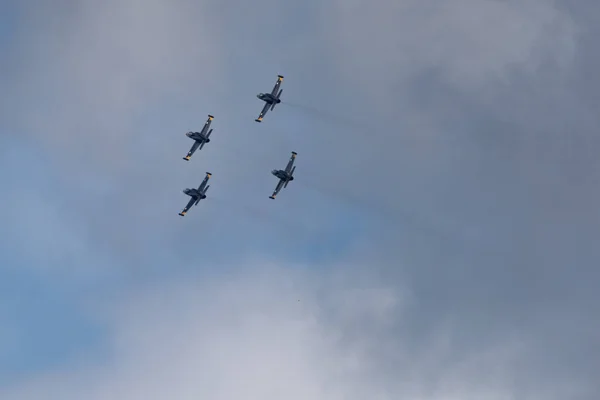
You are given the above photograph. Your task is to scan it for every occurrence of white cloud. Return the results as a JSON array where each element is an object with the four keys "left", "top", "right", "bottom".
[{"left": 0, "top": 262, "right": 580, "bottom": 400}]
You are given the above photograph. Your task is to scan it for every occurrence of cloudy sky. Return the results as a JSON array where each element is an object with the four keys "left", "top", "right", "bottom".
[{"left": 1, "top": 0, "right": 599, "bottom": 398}]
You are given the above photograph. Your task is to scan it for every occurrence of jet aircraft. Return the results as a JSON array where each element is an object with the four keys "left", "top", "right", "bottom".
[
  {"left": 255, "top": 75, "right": 284, "bottom": 122},
  {"left": 179, "top": 172, "right": 211, "bottom": 216},
  {"left": 269, "top": 151, "right": 296, "bottom": 199},
  {"left": 183, "top": 115, "right": 214, "bottom": 161}
]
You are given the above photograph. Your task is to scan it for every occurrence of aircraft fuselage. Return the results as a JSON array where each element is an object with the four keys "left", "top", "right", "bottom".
[
  {"left": 257, "top": 93, "right": 281, "bottom": 104},
  {"left": 184, "top": 188, "right": 206, "bottom": 199},
  {"left": 272, "top": 169, "right": 293, "bottom": 181},
  {"left": 186, "top": 132, "right": 210, "bottom": 142}
]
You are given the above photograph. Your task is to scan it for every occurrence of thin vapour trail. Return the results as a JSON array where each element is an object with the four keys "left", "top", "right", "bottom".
[
  {"left": 280, "top": 101, "right": 371, "bottom": 132},
  {"left": 294, "top": 178, "right": 421, "bottom": 229},
  {"left": 281, "top": 100, "right": 523, "bottom": 156},
  {"left": 278, "top": 101, "right": 421, "bottom": 164},
  {"left": 293, "top": 178, "right": 498, "bottom": 256}
]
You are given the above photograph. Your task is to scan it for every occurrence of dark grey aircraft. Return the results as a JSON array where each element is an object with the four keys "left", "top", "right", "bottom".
[
  {"left": 179, "top": 172, "right": 211, "bottom": 216},
  {"left": 255, "top": 75, "right": 284, "bottom": 122},
  {"left": 269, "top": 151, "right": 296, "bottom": 199},
  {"left": 183, "top": 115, "right": 214, "bottom": 161}
]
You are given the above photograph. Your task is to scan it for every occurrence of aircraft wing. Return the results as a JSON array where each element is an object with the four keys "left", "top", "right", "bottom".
[
  {"left": 184, "top": 140, "right": 201, "bottom": 160},
  {"left": 270, "top": 179, "right": 285, "bottom": 199},
  {"left": 199, "top": 115, "right": 214, "bottom": 135},
  {"left": 284, "top": 151, "right": 297, "bottom": 173},
  {"left": 197, "top": 172, "right": 212, "bottom": 192},
  {"left": 179, "top": 196, "right": 197, "bottom": 216},
  {"left": 256, "top": 102, "right": 270, "bottom": 122},
  {"left": 270, "top": 75, "right": 284, "bottom": 95}
]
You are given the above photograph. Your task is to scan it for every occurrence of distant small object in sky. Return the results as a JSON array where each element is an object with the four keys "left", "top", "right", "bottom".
[
  {"left": 269, "top": 151, "right": 297, "bottom": 200},
  {"left": 182, "top": 114, "right": 214, "bottom": 161},
  {"left": 179, "top": 172, "right": 212, "bottom": 216},
  {"left": 255, "top": 75, "right": 284, "bottom": 122}
]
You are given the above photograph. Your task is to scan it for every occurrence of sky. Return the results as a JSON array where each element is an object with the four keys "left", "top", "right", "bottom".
[{"left": 0, "top": 0, "right": 599, "bottom": 399}]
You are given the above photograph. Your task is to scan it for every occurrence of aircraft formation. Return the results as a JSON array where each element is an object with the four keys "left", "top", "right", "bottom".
[{"left": 178, "top": 74, "right": 294, "bottom": 217}]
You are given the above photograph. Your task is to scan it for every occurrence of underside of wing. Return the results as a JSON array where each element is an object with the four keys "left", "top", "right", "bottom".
[
  {"left": 270, "top": 179, "right": 285, "bottom": 199},
  {"left": 200, "top": 115, "right": 213, "bottom": 135},
  {"left": 180, "top": 196, "right": 197, "bottom": 216},
  {"left": 183, "top": 140, "right": 201, "bottom": 160},
  {"left": 198, "top": 172, "right": 211, "bottom": 191},
  {"left": 271, "top": 76, "right": 283, "bottom": 95},
  {"left": 284, "top": 152, "right": 296, "bottom": 173},
  {"left": 256, "top": 102, "right": 270, "bottom": 122}
]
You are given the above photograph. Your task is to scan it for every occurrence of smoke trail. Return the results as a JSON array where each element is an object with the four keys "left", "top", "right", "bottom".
[
  {"left": 281, "top": 101, "right": 371, "bottom": 131},
  {"left": 293, "top": 177, "right": 476, "bottom": 249}
]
